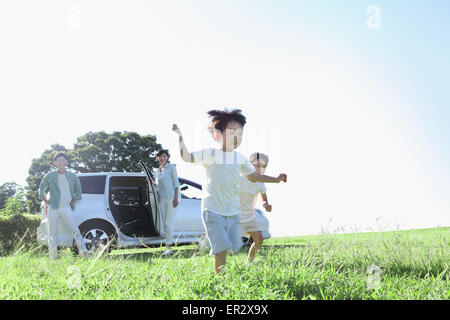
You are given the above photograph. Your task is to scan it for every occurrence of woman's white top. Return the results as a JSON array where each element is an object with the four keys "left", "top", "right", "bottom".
[{"left": 153, "top": 163, "right": 181, "bottom": 201}]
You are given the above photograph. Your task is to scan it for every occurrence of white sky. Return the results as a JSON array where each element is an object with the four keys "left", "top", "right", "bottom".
[{"left": 0, "top": 1, "right": 449, "bottom": 236}]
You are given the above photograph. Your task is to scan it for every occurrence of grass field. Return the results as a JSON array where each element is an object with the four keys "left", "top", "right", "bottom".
[{"left": 0, "top": 227, "right": 448, "bottom": 300}]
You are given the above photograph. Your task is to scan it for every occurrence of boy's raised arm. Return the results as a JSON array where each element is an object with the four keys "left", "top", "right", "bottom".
[{"left": 172, "top": 124, "right": 194, "bottom": 163}]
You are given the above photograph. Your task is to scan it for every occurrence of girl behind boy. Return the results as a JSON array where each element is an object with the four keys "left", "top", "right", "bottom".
[{"left": 240, "top": 152, "right": 276, "bottom": 264}]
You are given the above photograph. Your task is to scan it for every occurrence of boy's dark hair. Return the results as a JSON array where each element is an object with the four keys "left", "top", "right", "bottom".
[
  {"left": 53, "top": 152, "right": 68, "bottom": 162},
  {"left": 207, "top": 109, "right": 246, "bottom": 133},
  {"left": 156, "top": 149, "right": 170, "bottom": 160}
]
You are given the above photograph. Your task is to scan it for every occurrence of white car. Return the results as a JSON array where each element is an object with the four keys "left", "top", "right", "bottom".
[{"left": 36, "top": 161, "right": 271, "bottom": 252}]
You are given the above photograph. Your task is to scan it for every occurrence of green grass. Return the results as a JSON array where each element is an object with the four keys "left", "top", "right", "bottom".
[{"left": 0, "top": 227, "right": 448, "bottom": 300}]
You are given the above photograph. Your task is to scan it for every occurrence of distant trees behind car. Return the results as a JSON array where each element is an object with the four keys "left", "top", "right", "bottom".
[
  {"left": 0, "top": 182, "right": 27, "bottom": 216},
  {"left": 0, "top": 182, "right": 20, "bottom": 210}
]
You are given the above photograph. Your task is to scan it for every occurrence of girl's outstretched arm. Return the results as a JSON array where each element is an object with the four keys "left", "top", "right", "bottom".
[
  {"left": 172, "top": 124, "right": 194, "bottom": 163},
  {"left": 246, "top": 171, "right": 287, "bottom": 184}
]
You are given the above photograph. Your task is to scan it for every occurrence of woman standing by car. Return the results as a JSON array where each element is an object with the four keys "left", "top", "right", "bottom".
[{"left": 153, "top": 149, "right": 181, "bottom": 255}]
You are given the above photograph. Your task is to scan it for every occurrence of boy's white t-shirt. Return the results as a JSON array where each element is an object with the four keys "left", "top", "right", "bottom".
[
  {"left": 239, "top": 176, "right": 267, "bottom": 223},
  {"left": 192, "top": 148, "right": 256, "bottom": 216}
]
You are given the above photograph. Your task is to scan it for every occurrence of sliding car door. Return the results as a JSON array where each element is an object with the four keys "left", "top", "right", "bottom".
[{"left": 109, "top": 176, "right": 158, "bottom": 237}]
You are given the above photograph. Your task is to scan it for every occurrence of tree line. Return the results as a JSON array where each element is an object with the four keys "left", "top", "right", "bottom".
[{"left": 1, "top": 131, "right": 161, "bottom": 214}]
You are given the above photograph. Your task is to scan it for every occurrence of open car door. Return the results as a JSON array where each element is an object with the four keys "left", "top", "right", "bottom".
[{"left": 139, "top": 160, "right": 160, "bottom": 233}]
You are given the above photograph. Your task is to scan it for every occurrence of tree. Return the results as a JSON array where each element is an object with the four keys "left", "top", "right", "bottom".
[
  {"left": 0, "top": 189, "right": 27, "bottom": 216},
  {"left": 0, "top": 182, "right": 20, "bottom": 210},
  {"left": 70, "top": 131, "right": 161, "bottom": 173},
  {"left": 25, "top": 132, "right": 162, "bottom": 213}
]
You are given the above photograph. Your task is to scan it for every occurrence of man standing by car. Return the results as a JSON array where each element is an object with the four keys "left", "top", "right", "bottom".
[{"left": 38, "top": 152, "right": 88, "bottom": 259}]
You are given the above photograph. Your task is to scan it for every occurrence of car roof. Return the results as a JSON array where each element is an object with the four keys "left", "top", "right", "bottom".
[{"left": 77, "top": 172, "right": 145, "bottom": 177}]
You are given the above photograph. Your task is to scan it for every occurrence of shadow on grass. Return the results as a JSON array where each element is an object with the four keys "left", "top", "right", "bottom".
[
  {"left": 108, "top": 247, "right": 207, "bottom": 262},
  {"left": 107, "top": 243, "right": 309, "bottom": 263},
  {"left": 264, "top": 244, "right": 308, "bottom": 250}
]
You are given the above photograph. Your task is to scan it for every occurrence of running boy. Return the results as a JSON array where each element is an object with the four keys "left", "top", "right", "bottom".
[
  {"left": 172, "top": 109, "right": 287, "bottom": 274},
  {"left": 240, "top": 152, "right": 275, "bottom": 264},
  {"left": 38, "top": 152, "right": 88, "bottom": 259}
]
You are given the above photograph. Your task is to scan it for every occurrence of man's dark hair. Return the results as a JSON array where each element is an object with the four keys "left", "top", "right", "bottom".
[
  {"left": 207, "top": 109, "right": 246, "bottom": 133},
  {"left": 156, "top": 149, "right": 170, "bottom": 160},
  {"left": 53, "top": 152, "right": 68, "bottom": 162}
]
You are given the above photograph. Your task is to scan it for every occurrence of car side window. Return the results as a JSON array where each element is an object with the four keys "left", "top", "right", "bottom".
[
  {"left": 79, "top": 175, "right": 106, "bottom": 194},
  {"left": 109, "top": 177, "right": 148, "bottom": 207},
  {"left": 180, "top": 183, "right": 202, "bottom": 200},
  {"left": 110, "top": 186, "right": 143, "bottom": 206}
]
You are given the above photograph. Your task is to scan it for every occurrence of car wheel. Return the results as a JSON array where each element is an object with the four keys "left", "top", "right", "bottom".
[{"left": 78, "top": 220, "right": 117, "bottom": 254}]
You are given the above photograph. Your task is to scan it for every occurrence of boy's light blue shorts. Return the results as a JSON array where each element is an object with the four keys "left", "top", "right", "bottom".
[{"left": 202, "top": 210, "right": 243, "bottom": 256}]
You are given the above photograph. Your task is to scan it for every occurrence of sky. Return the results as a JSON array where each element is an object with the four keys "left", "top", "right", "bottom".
[{"left": 0, "top": 0, "right": 449, "bottom": 237}]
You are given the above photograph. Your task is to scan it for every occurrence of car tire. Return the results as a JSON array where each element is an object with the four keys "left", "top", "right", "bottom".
[{"left": 75, "top": 220, "right": 117, "bottom": 254}]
